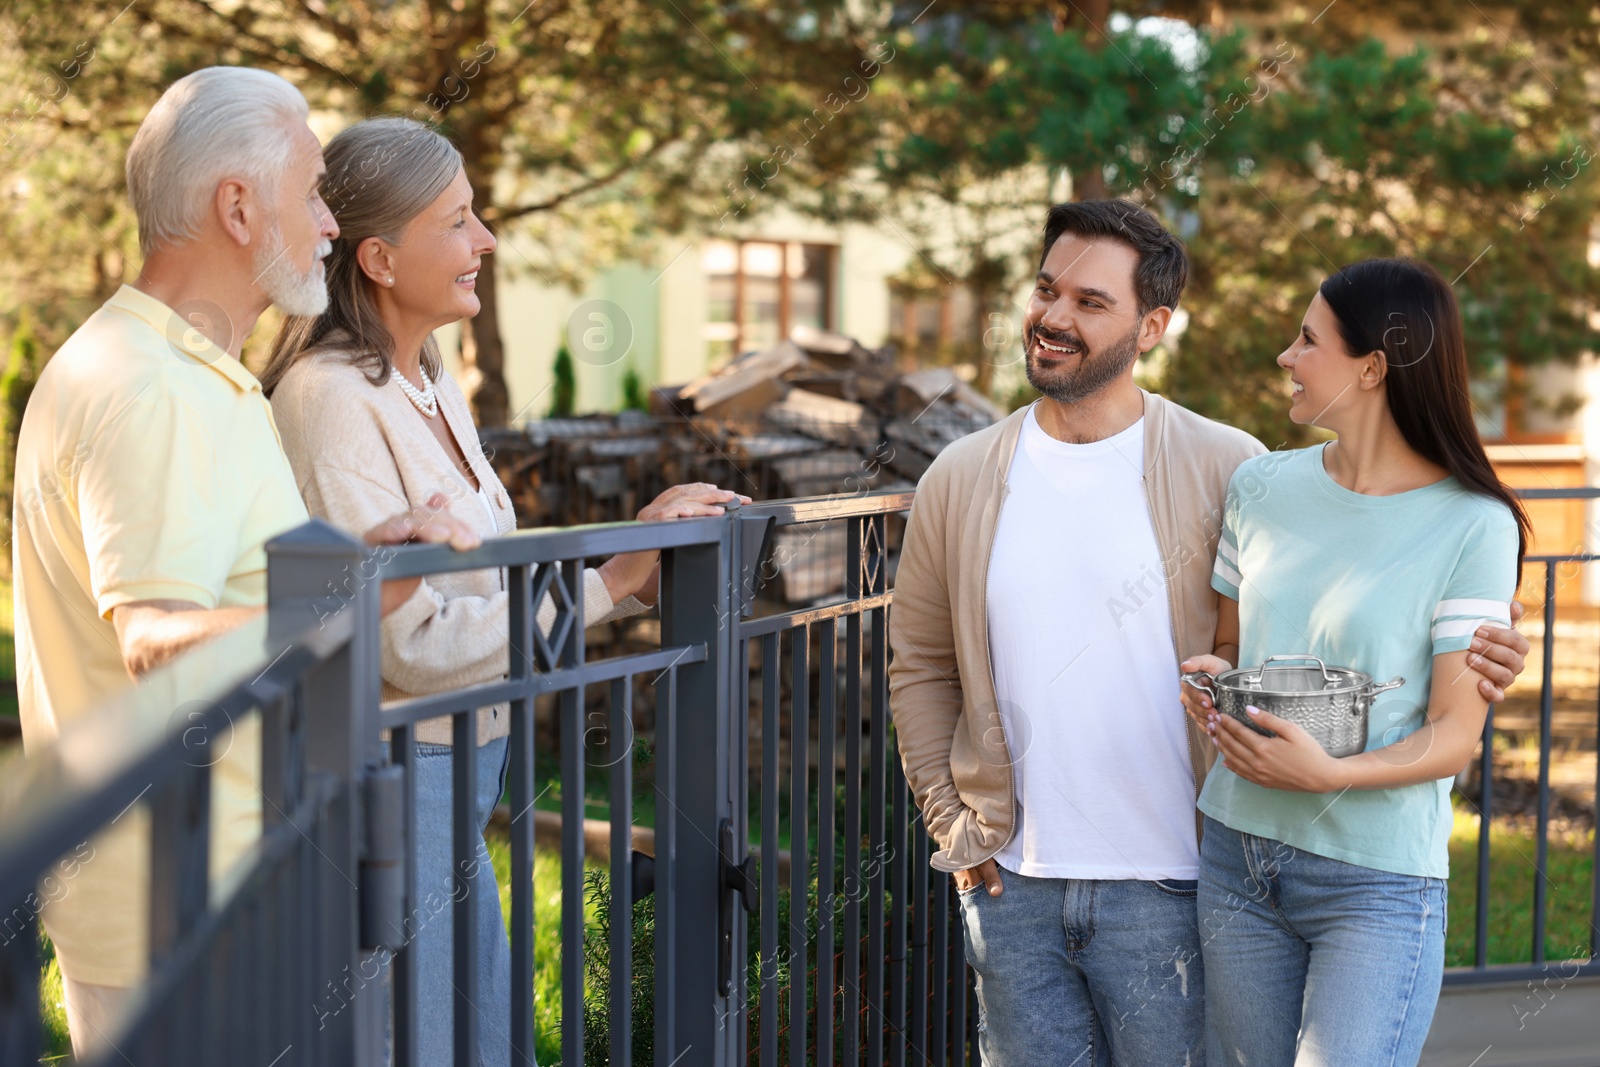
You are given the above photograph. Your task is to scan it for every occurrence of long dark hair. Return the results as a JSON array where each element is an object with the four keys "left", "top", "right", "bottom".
[
  {"left": 260, "top": 117, "right": 460, "bottom": 396},
  {"left": 1319, "top": 257, "right": 1530, "bottom": 578}
]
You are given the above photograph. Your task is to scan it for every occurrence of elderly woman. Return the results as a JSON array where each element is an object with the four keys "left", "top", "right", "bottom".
[{"left": 262, "top": 117, "right": 743, "bottom": 1065}]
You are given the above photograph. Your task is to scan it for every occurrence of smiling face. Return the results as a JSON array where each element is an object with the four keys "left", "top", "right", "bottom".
[
  {"left": 380, "top": 165, "right": 497, "bottom": 325},
  {"left": 1023, "top": 234, "right": 1157, "bottom": 405},
  {"left": 1277, "top": 291, "right": 1373, "bottom": 428}
]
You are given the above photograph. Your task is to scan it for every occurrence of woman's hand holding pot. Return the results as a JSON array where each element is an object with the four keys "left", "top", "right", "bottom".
[
  {"left": 1179, "top": 654, "right": 1234, "bottom": 732},
  {"left": 1213, "top": 706, "right": 1342, "bottom": 793}
]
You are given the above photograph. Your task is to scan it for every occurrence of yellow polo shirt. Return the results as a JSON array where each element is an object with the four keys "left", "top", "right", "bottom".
[{"left": 13, "top": 284, "right": 309, "bottom": 986}]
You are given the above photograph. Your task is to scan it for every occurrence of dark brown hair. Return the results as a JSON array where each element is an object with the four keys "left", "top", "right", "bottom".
[
  {"left": 1040, "top": 199, "right": 1188, "bottom": 315},
  {"left": 1319, "top": 257, "right": 1530, "bottom": 577}
]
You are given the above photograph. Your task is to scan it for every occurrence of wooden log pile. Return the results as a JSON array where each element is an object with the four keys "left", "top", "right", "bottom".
[{"left": 479, "top": 326, "right": 1004, "bottom": 603}]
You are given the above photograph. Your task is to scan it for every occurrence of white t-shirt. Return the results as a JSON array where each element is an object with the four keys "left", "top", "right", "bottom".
[{"left": 987, "top": 406, "right": 1199, "bottom": 880}]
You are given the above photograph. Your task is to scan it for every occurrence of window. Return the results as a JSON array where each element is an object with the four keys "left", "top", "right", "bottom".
[
  {"left": 888, "top": 282, "right": 976, "bottom": 359},
  {"left": 703, "top": 240, "right": 835, "bottom": 363}
]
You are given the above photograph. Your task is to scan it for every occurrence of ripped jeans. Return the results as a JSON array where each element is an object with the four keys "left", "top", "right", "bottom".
[{"left": 957, "top": 869, "right": 1204, "bottom": 1067}]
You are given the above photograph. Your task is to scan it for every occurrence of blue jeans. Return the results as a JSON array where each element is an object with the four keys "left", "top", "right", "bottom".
[
  {"left": 1198, "top": 816, "right": 1445, "bottom": 1067},
  {"left": 957, "top": 868, "right": 1205, "bottom": 1066},
  {"left": 408, "top": 736, "right": 514, "bottom": 1066}
]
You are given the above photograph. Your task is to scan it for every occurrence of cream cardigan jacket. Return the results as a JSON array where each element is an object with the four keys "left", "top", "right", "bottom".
[
  {"left": 888, "top": 393, "right": 1265, "bottom": 872},
  {"left": 271, "top": 350, "right": 644, "bottom": 745}
]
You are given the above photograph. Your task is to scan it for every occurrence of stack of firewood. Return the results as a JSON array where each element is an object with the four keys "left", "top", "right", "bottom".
[{"left": 479, "top": 327, "right": 1005, "bottom": 602}]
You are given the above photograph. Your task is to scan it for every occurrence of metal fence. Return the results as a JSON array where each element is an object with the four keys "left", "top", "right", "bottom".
[
  {"left": 2, "top": 485, "right": 1598, "bottom": 1066},
  {"left": 1445, "top": 486, "right": 1600, "bottom": 989},
  {"left": 0, "top": 522, "right": 385, "bottom": 1065},
  {"left": 0, "top": 489, "right": 966, "bottom": 1066}
]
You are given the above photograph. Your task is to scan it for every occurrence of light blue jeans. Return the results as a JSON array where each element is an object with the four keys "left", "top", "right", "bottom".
[
  {"left": 408, "top": 736, "right": 514, "bottom": 1066},
  {"left": 957, "top": 868, "right": 1206, "bottom": 1066},
  {"left": 1198, "top": 816, "right": 1446, "bottom": 1067}
]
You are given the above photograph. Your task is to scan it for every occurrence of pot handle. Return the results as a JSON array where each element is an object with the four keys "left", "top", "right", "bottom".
[
  {"left": 1260, "top": 654, "right": 1336, "bottom": 685},
  {"left": 1180, "top": 671, "right": 1217, "bottom": 692},
  {"left": 1371, "top": 675, "right": 1406, "bottom": 696}
]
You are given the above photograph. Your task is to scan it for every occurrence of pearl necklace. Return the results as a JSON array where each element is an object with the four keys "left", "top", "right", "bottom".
[{"left": 393, "top": 366, "right": 438, "bottom": 418}]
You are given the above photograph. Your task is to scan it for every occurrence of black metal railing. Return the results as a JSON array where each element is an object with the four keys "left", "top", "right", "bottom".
[
  {"left": 4, "top": 484, "right": 1598, "bottom": 1065},
  {"left": 726, "top": 491, "right": 972, "bottom": 1066},
  {"left": 1445, "top": 485, "right": 1600, "bottom": 988},
  {"left": 0, "top": 522, "right": 385, "bottom": 1066}
]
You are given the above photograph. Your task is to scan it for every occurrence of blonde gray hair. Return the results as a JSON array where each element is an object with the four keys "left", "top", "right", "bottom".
[
  {"left": 261, "top": 117, "right": 462, "bottom": 396},
  {"left": 126, "top": 67, "right": 310, "bottom": 257}
]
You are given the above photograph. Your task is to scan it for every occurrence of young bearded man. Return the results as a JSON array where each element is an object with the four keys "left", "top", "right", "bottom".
[{"left": 887, "top": 199, "right": 1529, "bottom": 1066}]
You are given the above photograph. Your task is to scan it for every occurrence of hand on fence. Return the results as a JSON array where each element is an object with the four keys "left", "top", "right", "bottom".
[
  {"left": 637, "top": 482, "right": 752, "bottom": 521},
  {"left": 363, "top": 492, "right": 483, "bottom": 616},
  {"left": 599, "top": 483, "right": 752, "bottom": 606},
  {"left": 1468, "top": 600, "right": 1528, "bottom": 704}
]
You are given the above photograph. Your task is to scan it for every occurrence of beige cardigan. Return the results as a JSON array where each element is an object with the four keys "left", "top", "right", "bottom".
[
  {"left": 888, "top": 393, "right": 1265, "bottom": 872},
  {"left": 271, "top": 350, "right": 644, "bottom": 745}
]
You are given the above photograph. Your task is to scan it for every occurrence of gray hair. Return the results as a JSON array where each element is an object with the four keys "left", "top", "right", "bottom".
[
  {"left": 126, "top": 66, "right": 310, "bottom": 257},
  {"left": 260, "top": 117, "right": 463, "bottom": 396}
]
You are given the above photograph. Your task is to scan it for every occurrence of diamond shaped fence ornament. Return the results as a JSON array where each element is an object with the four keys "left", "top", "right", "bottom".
[
  {"left": 531, "top": 562, "right": 577, "bottom": 669},
  {"left": 862, "top": 519, "right": 884, "bottom": 593}
]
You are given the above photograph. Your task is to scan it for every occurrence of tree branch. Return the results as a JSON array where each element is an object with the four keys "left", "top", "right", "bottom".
[
  {"left": 293, "top": 0, "right": 362, "bottom": 48},
  {"left": 167, "top": 0, "right": 363, "bottom": 90},
  {"left": 487, "top": 134, "right": 677, "bottom": 221}
]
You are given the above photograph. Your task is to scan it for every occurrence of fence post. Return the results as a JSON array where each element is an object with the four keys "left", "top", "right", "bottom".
[
  {"left": 266, "top": 519, "right": 385, "bottom": 1065},
  {"left": 657, "top": 515, "right": 740, "bottom": 1065}
]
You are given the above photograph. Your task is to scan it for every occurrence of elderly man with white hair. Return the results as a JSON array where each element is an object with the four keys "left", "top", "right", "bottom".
[{"left": 12, "top": 65, "right": 479, "bottom": 1056}]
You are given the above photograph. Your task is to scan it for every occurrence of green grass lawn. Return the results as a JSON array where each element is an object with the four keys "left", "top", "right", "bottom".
[
  {"left": 1445, "top": 808, "right": 1595, "bottom": 968},
  {"left": 484, "top": 837, "right": 599, "bottom": 1066},
  {"left": 0, "top": 575, "right": 18, "bottom": 722}
]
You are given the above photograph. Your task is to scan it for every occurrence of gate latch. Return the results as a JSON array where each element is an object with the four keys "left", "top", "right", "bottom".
[{"left": 718, "top": 820, "right": 754, "bottom": 995}]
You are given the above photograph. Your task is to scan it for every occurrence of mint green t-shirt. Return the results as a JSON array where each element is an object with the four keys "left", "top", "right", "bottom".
[{"left": 1199, "top": 444, "right": 1518, "bottom": 878}]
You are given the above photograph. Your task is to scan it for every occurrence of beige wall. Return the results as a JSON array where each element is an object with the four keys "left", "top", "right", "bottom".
[{"left": 455, "top": 202, "right": 955, "bottom": 420}]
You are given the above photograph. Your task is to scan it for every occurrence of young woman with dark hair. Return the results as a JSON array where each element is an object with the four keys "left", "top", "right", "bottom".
[{"left": 1177, "top": 257, "right": 1529, "bottom": 1066}]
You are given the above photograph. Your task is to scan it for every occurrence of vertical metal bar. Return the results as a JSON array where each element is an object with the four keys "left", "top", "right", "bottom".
[
  {"left": 867, "top": 591, "right": 888, "bottom": 1067},
  {"left": 560, "top": 686, "right": 585, "bottom": 1067},
  {"left": 888, "top": 737, "right": 909, "bottom": 1067},
  {"left": 733, "top": 630, "right": 752, "bottom": 1067},
  {"left": 909, "top": 802, "right": 929, "bottom": 1060},
  {"left": 1594, "top": 672, "right": 1600, "bottom": 961},
  {"left": 655, "top": 668, "right": 678, "bottom": 1062},
  {"left": 0, "top": 908, "right": 43, "bottom": 1064},
  {"left": 610, "top": 677, "right": 635, "bottom": 1066},
  {"left": 1534, "top": 562, "right": 1555, "bottom": 965},
  {"left": 452, "top": 709, "right": 482, "bottom": 1065},
  {"left": 789, "top": 626, "right": 810, "bottom": 1067},
  {"left": 930, "top": 866, "right": 948, "bottom": 1067},
  {"left": 843, "top": 600, "right": 864, "bottom": 1065},
  {"left": 817, "top": 618, "right": 838, "bottom": 1067},
  {"left": 507, "top": 563, "right": 535, "bottom": 1067},
  {"left": 269, "top": 520, "right": 383, "bottom": 1064},
  {"left": 658, "top": 531, "right": 736, "bottom": 1066},
  {"left": 390, "top": 724, "right": 419, "bottom": 1067},
  {"left": 1474, "top": 705, "right": 1493, "bottom": 971},
  {"left": 760, "top": 632, "right": 780, "bottom": 1067},
  {"left": 262, "top": 690, "right": 288, "bottom": 828},
  {"left": 148, "top": 759, "right": 211, "bottom": 966}
]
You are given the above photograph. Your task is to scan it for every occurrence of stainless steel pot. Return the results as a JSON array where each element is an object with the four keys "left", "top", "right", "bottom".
[{"left": 1180, "top": 654, "right": 1404, "bottom": 758}]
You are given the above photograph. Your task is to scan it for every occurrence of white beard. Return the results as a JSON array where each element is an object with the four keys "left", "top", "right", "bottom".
[{"left": 255, "top": 222, "right": 331, "bottom": 317}]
